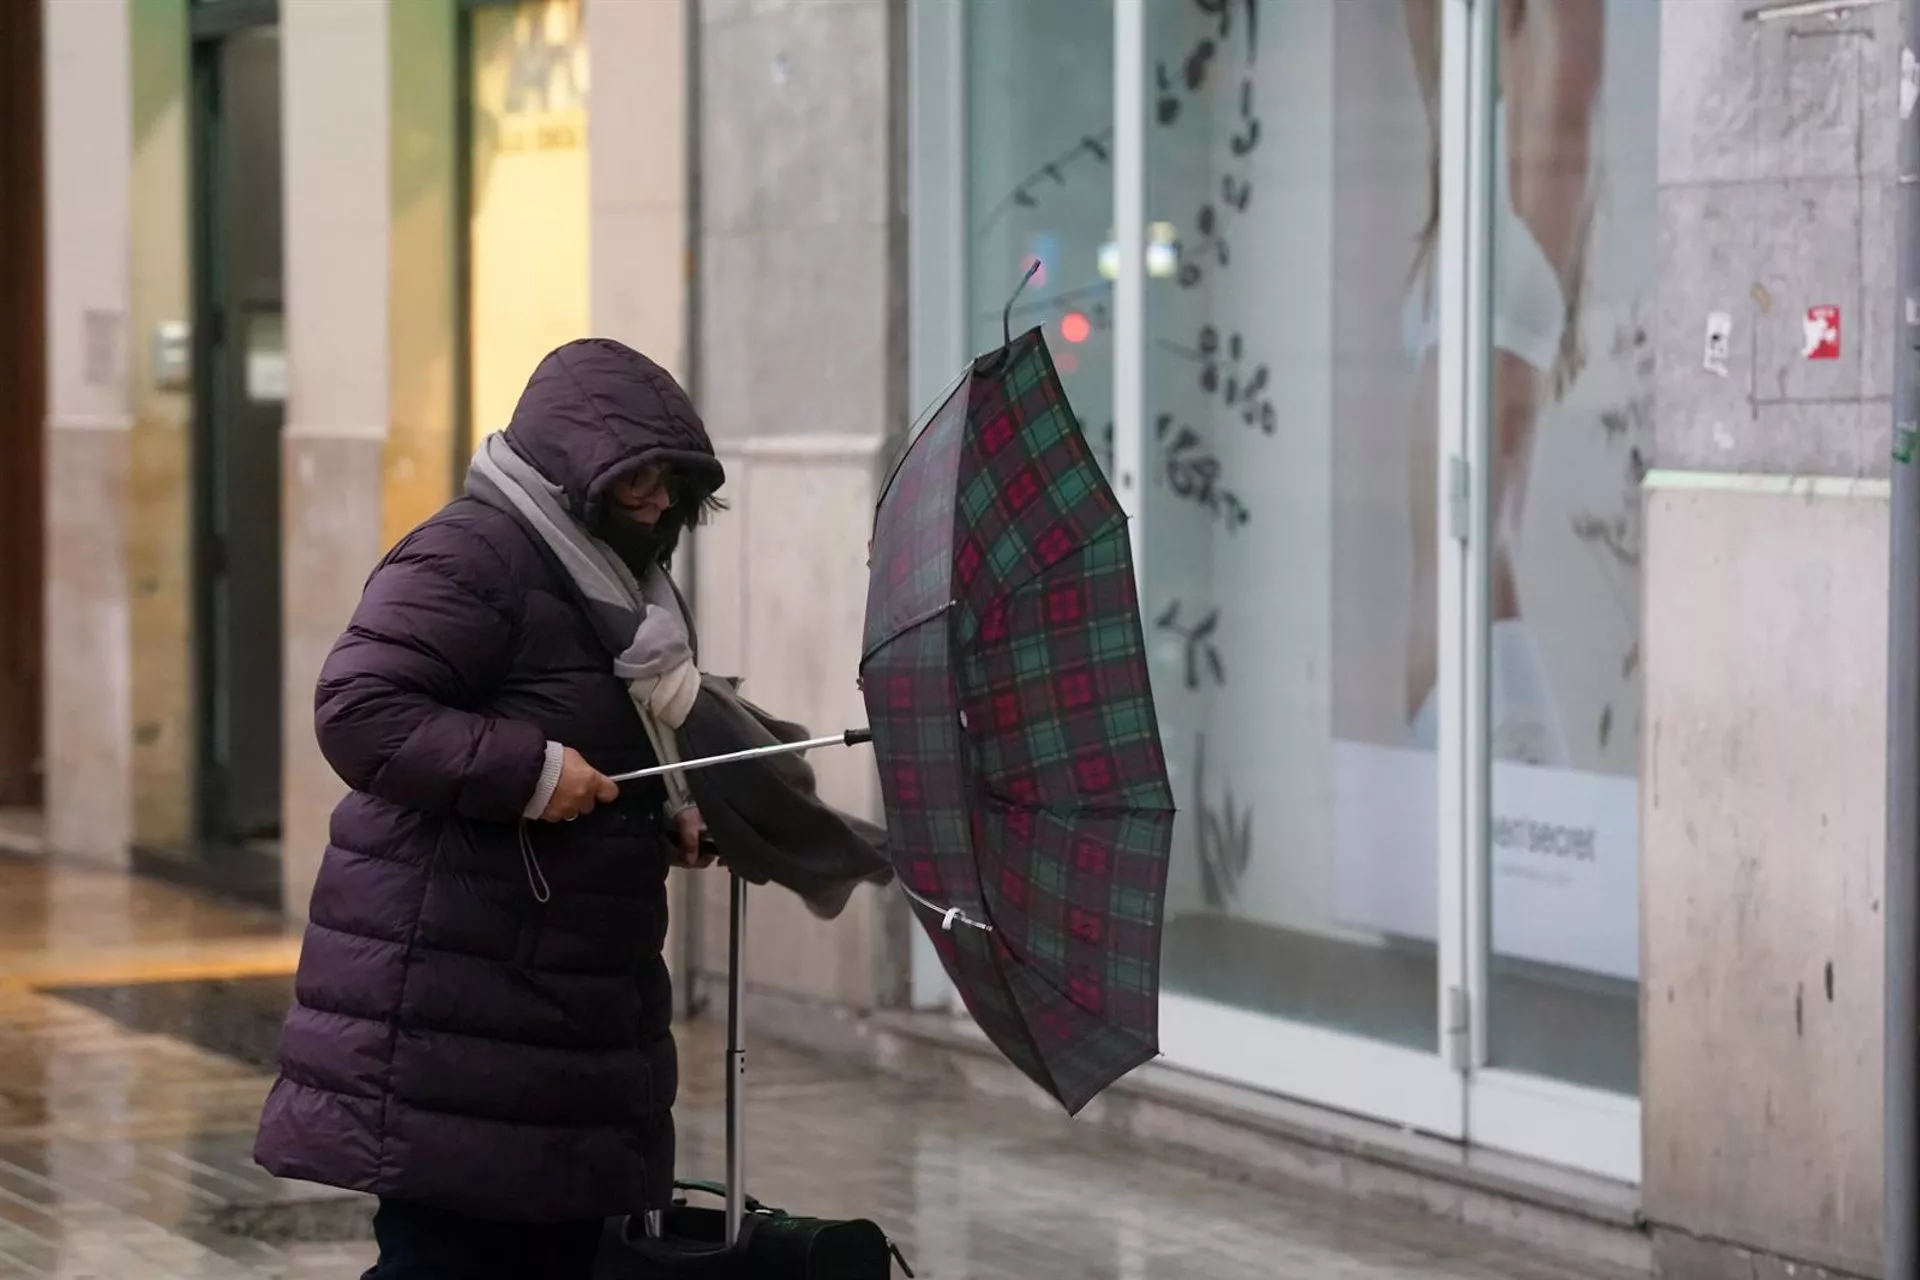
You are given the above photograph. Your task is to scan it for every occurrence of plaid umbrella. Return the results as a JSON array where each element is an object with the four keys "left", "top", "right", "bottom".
[{"left": 859, "top": 327, "right": 1176, "bottom": 1115}]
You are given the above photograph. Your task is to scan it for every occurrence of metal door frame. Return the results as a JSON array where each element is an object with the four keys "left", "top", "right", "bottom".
[
  {"left": 190, "top": 0, "right": 277, "bottom": 41},
  {"left": 187, "top": 0, "right": 282, "bottom": 877},
  {"left": 1452, "top": 0, "right": 1642, "bottom": 1185}
]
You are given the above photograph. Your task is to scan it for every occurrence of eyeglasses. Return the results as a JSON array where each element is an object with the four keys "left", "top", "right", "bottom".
[{"left": 622, "top": 463, "right": 684, "bottom": 504}]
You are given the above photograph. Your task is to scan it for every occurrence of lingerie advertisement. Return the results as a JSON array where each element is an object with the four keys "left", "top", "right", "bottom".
[{"left": 1325, "top": 0, "right": 1653, "bottom": 983}]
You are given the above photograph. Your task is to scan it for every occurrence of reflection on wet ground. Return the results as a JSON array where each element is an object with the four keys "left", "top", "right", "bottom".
[{"left": 0, "top": 853, "right": 1637, "bottom": 1278}]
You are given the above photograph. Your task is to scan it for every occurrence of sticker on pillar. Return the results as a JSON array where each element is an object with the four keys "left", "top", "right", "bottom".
[
  {"left": 246, "top": 311, "right": 288, "bottom": 403},
  {"left": 1703, "top": 311, "right": 1732, "bottom": 377},
  {"left": 1903, "top": 47, "right": 1919, "bottom": 120},
  {"left": 1803, "top": 305, "right": 1841, "bottom": 361}
]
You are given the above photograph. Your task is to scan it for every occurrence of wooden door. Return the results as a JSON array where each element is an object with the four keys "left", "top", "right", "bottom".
[{"left": 0, "top": 0, "right": 46, "bottom": 807}]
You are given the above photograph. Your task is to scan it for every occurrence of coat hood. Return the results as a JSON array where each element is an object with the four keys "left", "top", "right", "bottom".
[{"left": 501, "top": 338, "right": 725, "bottom": 526}]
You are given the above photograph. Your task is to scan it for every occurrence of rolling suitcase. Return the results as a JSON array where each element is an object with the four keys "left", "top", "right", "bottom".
[{"left": 594, "top": 869, "right": 912, "bottom": 1279}]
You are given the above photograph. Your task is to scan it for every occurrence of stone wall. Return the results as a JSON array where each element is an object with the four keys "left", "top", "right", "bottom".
[
  {"left": 1641, "top": 2, "right": 1897, "bottom": 1274},
  {"left": 278, "top": 0, "right": 393, "bottom": 919},
  {"left": 691, "top": 0, "right": 911, "bottom": 1009}
]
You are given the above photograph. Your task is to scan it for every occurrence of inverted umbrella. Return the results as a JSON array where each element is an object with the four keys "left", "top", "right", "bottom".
[
  {"left": 856, "top": 323, "right": 1176, "bottom": 1115},
  {"left": 612, "top": 309, "right": 1175, "bottom": 1115}
]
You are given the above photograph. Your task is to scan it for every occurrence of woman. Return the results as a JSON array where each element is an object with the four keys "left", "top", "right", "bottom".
[
  {"left": 1400, "top": 0, "right": 1604, "bottom": 766},
  {"left": 254, "top": 338, "right": 724, "bottom": 1279}
]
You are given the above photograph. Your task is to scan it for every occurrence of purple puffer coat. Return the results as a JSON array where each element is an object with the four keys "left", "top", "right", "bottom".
[{"left": 254, "top": 339, "right": 726, "bottom": 1223}]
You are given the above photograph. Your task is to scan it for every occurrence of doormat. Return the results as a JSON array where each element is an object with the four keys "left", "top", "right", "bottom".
[
  {"left": 34, "top": 973, "right": 377, "bottom": 1243},
  {"left": 38, "top": 972, "right": 295, "bottom": 1071}
]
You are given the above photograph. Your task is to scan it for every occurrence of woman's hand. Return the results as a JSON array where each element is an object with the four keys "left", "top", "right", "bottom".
[
  {"left": 538, "top": 747, "right": 619, "bottom": 822},
  {"left": 671, "top": 806, "right": 715, "bottom": 869}
]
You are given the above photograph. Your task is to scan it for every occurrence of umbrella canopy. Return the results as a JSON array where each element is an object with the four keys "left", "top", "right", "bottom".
[{"left": 859, "top": 328, "right": 1176, "bottom": 1114}]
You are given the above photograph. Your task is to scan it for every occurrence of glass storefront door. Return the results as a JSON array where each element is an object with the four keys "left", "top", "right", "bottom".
[
  {"left": 1131, "top": 0, "right": 1462, "bottom": 1136},
  {"left": 909, "top": 0, "right": 1651, "bottom": 1183}
]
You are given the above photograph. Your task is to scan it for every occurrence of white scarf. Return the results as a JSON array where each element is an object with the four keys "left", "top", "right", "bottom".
[{"left": 467, "top": 432, "right": 700, "bottom": 814}]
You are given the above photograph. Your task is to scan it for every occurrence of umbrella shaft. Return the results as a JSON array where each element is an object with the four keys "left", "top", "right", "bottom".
[
  {"left": 725, "top": 873, "right": 747, "bottom": 1246},
  {"left": 605, "top": 731, "right": 869, "bottom": 784}
]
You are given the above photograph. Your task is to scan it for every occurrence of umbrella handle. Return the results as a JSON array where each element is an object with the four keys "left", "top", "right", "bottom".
[{"left": 605, "top": 728, "right": 872, "bottom": 785}]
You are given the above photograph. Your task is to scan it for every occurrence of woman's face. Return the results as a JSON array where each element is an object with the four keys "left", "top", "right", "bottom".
[{"left": 609, "top": 464, "right": 677, "bottom": 527}]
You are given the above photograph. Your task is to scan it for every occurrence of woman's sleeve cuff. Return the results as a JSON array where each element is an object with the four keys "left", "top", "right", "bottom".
[{"left": 523, "top": 741, "right": 566, "bottom": 818}]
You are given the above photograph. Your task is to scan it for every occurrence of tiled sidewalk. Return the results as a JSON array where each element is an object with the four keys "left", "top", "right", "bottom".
[{"left": 0, "top": 853, "right": 1638, "bottom": 1278}]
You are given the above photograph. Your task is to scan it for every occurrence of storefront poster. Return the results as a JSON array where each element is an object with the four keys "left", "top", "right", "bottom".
[{"left": 1326, "top": 0, "right": 1653, "bottom": 981}]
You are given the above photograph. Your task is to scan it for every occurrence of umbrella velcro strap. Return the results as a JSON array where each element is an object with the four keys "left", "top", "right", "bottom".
[{"left": 898, "top": 882, "right": 992, "bottom": 933}]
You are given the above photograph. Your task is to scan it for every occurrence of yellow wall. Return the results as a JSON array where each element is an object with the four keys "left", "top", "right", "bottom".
[
  {"left": 385, "top": 0, "right": 461, "bottom": 548},
  {"left": 467, "top": 0, "right": 590, "bottom": 451}
]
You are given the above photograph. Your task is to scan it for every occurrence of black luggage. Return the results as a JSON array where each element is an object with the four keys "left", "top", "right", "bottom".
[{"left": 594, "top": 871, "right": 912, "bottom": 1279}]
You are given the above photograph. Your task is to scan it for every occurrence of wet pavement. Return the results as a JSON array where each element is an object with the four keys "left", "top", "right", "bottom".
[{"left": 0, "top": 851, "right": 1638, "bottom": 1278}]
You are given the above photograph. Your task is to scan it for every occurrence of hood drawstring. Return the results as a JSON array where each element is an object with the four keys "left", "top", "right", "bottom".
[{"left": 518, "top": 822, "right": 553, "bottom": 904}]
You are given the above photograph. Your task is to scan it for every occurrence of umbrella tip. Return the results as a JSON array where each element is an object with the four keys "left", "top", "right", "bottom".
[{"left": 1002, "top": 260, "right": 1043, "bottom": 351}]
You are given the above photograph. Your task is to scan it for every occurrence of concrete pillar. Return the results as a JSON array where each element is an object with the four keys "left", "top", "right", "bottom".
[
  {"left": 279, "top": 0, "right": 391, "bottom": 918},
  {"left": 589, "top": 0, "right": 689, "bottom": 379},
  {"left": 1642, "top": 1, "right": 1896, "bottom": 1273},
  {"left": 587, "top": 0, "right": 699, "bottom": 999},
  {"left": 692, "top": 0, "right": 910, "bottom": 1009},
  {"left": 42, "top": 0, "right": 135, "bottom": 864}
]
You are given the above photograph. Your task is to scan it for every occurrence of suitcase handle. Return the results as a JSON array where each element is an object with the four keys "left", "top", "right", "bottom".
[{"left": 674, "top": 1178, "right": 777, "bottom": 1218}]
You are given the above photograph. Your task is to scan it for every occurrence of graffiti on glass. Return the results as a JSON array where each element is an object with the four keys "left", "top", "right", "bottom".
[
  {"left": 1009, "top": 286, "right": 1112, "bottom": 339},
  {"left": 1156, "top": 0, "right": 1262, "bottom": 124},
  {"left": 1159, "top": 0, "right": 1263, "bottom": 290},
  {"left": 1157, "top": 328, "right": 1275, "bottom": 437},
  {"left": 977, "top": 131, "right": 1114, "bottom": 233},
  {"left": 1191, "top": 733, "right": 1254, "bottom": 911},
  {"left": 1572, "top": 305, "right": 1655, "bottom": 750},
  {"left": 1198, "top": 327, "right": 1274, "bottom": 435},
  {"left": 1159, "top": 415, "right": 1251, "bottom": 531},
  {"left": 1175, "top": 79, "right": 1261, "bottom": 291},
  {"left": 1155, "top": 601, "right": 1227, "bottom": 691}
]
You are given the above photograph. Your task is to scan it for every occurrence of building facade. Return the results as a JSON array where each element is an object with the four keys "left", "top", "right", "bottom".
[{"left": 13, "top": 0, "right": 1897, "bottom": 1275}]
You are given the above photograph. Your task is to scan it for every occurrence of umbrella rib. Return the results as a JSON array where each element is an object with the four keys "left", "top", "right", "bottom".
[
  {"left": 980, "top": 904, "right": 1159, "bottom": 1114},
  {"left": 983, "top": 800, "right": 1177, "bottom": 822},
  {"left": 874, "top": 363, "right": 973, "bottom": 514},
  {"left": 996, "top": 931, "right": 1160, "bottom": 1048},
  {"left": 857, "top": 600, "right": 955, "bottom": 667},
  {"left": 954, "top": 508, "right": 1131, "bottom": 649},
  {"left": 969, "top": 801, "right": 1167, "bottom": 1074}
]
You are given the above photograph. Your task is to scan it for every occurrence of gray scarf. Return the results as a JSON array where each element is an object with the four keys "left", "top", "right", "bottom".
[{"left": 467, "top": 432, "right": 700, "bottom": 810}]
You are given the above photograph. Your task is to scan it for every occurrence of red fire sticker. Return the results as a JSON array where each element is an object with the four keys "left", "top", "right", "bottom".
[{"left": 1803, "top": 305, "right": 1841, "bottom": 361}]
